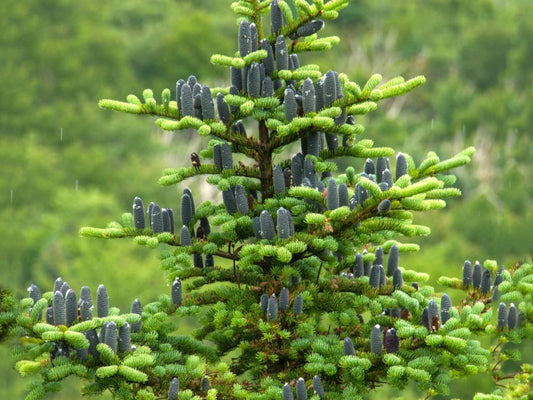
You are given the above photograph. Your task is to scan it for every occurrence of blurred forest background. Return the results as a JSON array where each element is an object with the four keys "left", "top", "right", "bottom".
[{"left": 0, "top": 0, "right": 531, "bottom": 398}]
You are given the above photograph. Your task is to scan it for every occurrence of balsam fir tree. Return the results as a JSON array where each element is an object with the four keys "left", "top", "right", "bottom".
[{"left": 1, "top": 1, "right": 532, "bottom": 399}]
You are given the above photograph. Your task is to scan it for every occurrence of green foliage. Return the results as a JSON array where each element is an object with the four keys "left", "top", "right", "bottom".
[
  {"left": 331, "top": 0, "right": 533, "bottom": 266},
  {"left": 1, "top": 0, "right": 531, "bottom": 399}
]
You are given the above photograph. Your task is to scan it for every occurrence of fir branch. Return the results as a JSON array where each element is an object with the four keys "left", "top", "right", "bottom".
[
  {"left": 320, "top": 144, "right": 395, "bottom": 160},
  {"left": 12, "top": 2, "right": 531, "bottom": 400},
  {"left": 99, "top": 98, "right": 180, "bottom": 119},
  {"left": 158, "top": 164, "right": 222, "bottom": 186}
]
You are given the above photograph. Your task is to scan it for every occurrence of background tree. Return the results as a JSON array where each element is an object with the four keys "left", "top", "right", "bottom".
[
  {"left": 0, "top": 0, "right": 234, "bottom": 397},
  {"left": 0, "top": 0, "right": 531, "bottom": 399}
]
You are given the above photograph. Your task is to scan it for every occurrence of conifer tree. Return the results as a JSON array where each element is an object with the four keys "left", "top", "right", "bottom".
[{"left": 1, "top": 1, "right": 532, "bottom": 399}]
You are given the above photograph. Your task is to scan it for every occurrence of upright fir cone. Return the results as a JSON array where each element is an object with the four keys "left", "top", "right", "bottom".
[
  {"left": 282, "top": 383, "right": 294, "bottom": 400},
  {"left": 387, "top": 244, "right": 399, "bottom": 276},
  {"left": 275, "top": 36, "right": 288, "bottom": 71},
  {"left": 162, "top": 208, "right": 173, "bottom": 234},
  {"left": 28, "top": 284, "right": 42, "bottom": 319},
  {"left": 374, "top": 246, "right": 384, "bottom": 266},
  {"left": 273, "top": 165, "right": 286, "bottom": 194},
  {"left": 327, "top": 178, "right": 339, "bottom": 210},
  {"left": 28, "top": 284, "right": 41, "bottom": 304},
  {"left": 441, "top": 293, "right": 452, "bottom": 310},
  {"left": 60, "top": 281, "right": 70, "bottom": 297},
  {"left": 202, "top": 376, "right": 210, "bottom": 392},
  {"left": 132, "top": 197, "right": 145, "bottom": 229},
  {"left": 171, "top": 278, "right": 182, "bottom": 306},
  {"left": 279, "top": 287, "right": 289, "bottom": 311},
  {"left": 422, "top": 307, "right": 430, "bottom": 330},
  {"left": 291, "top": 153, "right": 303, "bottom": 186},
  {"left": 217, "top": 93, "right": 230, "bottom": 123},
  {"left": 395, "top": 152, "right": 408, "bottom": 179},
  {"left": 234, "top": 185, "right": 249, "bottom": 215},
  {"left": 338, "top": 182, "right": 349, "bottom": 207},
  {"left": 492, "top": 285, "right": 500, "bottom": 302},
  {"left": 296, "top": 377, "right": 307, "bottom": 400},
  {"left": 247, "top": 62, "right": 261, "bottom": 98},
  {"left": 480, "top": 268, "right": 491, "bottom": 294},
  {"left": 96, "top": 284, "right": 109, "bottom": 318},
  {"left": 86, "top": 329, "right": 99, "bottom": 358},
  {"left": 312, "top": 375, "right": 324, "bottom": 399},
  {"left": 497, "top": 302, "right": 507, "bottom": 330},
  {"left": 473, "top": 261, "right": 482, "bottom": 288},
  {"left": 376, "top": 157, "right": 388, "bottom": 183},
  {"left": 168, "top": 377, "right": 179, "bottom": 400},
  {"left": 270, "top": 0, "right": 284, "bottom": 34},
  {"left": 180, "top": 83, "right": 193, "bottom": 117},
  {"left": 193, "top": 253, "right": 203, "bottom": 269},
  {"left": 150, "top": 203, "right": 164, "bottom": 233},
  {"left": 462, "top": 260, "right": 473, "bottom": 287},
  {"left": 104, "top": 321, "right": 118, "bottom": 354},
  {"left": 353, "top": 253, "right": 364, "bottom": 277},
  {"left": 118, "top": 322, "right": 131, "bottom": 354},
  {"left": 200, "top": 86, "right": 215, "bottom": 120},
  {"left": 284, "top": 88, "right": 297, "bottom": 122},
  {"left": 343, "top": 337, "right": 355, "bottom": 356},
  {"left": 441, "top": 293, "right": 452, "bottom": 325},
  {"left": 369, "top": 265, "right": 380, "bottom": 288},
  {"left": 176, "top": 79, "right": 185, "bottom": 113},
  {"left": 260, "top": 293, "right": 269, "bottom": 313},
  {"left": 267, "top": 294, "right": 278, "bottom": 321},
  {"left": 99, "top": 321, "right": 108, "bottom": 343},
  {"left": 493, "top": 266, "right": 504, "bottom": 288},
  {"left": 378, "top": 199, "right": 391, "bottom": 214},
  {"left": 238, "top": 19, "right": 251, "bottom": 57},
  {"left": 260, "top": 39, "right": 274, "bottom": 76},
  {"left": 52, "top": 291, "right": 66, "bottom": 326},
  {"left": 180, "top": 226, "right": 192, "bottom": 246},
  {"left": 381, "top": 169, "right": 394, "bottom": 188},
  {"left": 130, "top": 298, "right": 142, "bottom": 332},
  {"left": 293, "top": 294, "right": 303, "bottom": 316},
  {"left": 384, "top": 328, "right": 399, "bottom": 353},
  {"left": 195, "top": 226, "right": 204, "bottom": 240},
  {"left": 378, "top": 265, "right": 386, "bottom": 287},
  {"left": 260, "top": 210, "right": 276, "bottom": 240},
  {"left": 223, "top": 188, "right": 237, "bottom": 216},
  {"left": 364, "top": 158, "right": 375, "bottom": 175},
  {"left": 65, "top": 289, "right": 77, "bottom": 326},
  {"left": 392, "top": 269, "right": 403, "bottom": 288},
  {"left": 221, "top": 142, "right": 233, "bottom": 170},
  {"left": 370, "top": 324, "right": 382, "bottom": 356},
  {"left": 200, "top": 217, "right": 211, "bottom": 236},
  {"left": 277, "top": 207, "right": 291, "bottom": 239},
  {"left": 80, "top": 300, "right": 92, "bottom": 322},
  {"left": 508, "top": 303, "right": 517, "bottom": 330},
  {"left": 428, "top": 299, "right": 440, "bottom": 331}
]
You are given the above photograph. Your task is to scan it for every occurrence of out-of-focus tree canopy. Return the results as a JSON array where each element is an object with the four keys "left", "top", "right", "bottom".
[{"left": 0, "top": 0, "right": 530, "bottom": 398}]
